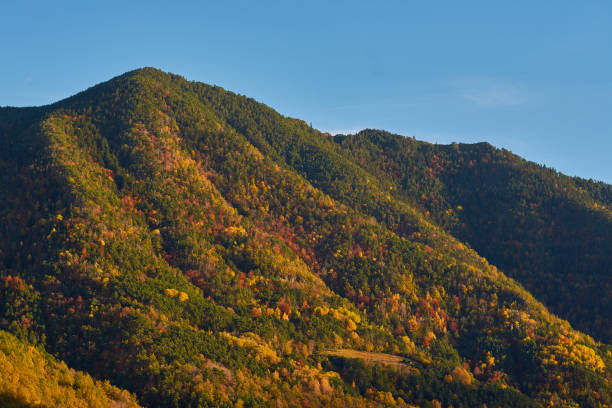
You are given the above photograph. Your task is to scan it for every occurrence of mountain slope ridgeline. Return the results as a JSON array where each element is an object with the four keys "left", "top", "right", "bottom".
[{"left": 0, "top": 68, "right": 610, "bottom": 408}]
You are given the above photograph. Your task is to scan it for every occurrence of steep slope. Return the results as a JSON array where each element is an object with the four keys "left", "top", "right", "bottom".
[
  {"left": 332, "top": 129, "right": 612, "bottom": 343},
  {"left": 0, "top": 329, "right": 140, "bottom": 408},
  {"left": 0, "top": 68, "right": 611, "bottom": 407}
]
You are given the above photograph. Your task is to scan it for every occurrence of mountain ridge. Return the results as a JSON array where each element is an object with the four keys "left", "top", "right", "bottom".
[{"left": 0, "top": 67, "right": 610, "bottom": 408}]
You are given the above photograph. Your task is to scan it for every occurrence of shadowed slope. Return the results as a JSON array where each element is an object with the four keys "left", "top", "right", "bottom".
[{"left": 332, "top": 129, "right": 612, "bottom": 342}]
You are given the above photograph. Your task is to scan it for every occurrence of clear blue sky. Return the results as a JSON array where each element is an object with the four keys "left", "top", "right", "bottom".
[{"left": 2, "top": 1, "right": 611, "bottom": 182}]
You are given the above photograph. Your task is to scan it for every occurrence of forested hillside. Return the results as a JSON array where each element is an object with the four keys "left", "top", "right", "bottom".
[
  {"left": 333, "top": 129, "right": 612, "bottom": 343},
  {"left": 0, "top": 329, "right": 140, "bottom": 408},
  {"left": 1, "top": 68, "right": 610, "bottom": 408}
]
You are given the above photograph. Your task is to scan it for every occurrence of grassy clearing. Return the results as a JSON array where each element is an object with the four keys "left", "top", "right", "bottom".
[{"left": 322, "top": 349, "right": 415, "bottom": 372}]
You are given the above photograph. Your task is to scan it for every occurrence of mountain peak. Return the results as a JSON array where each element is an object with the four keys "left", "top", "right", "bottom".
[{"left": 1, "top": 70, "right": 610, "bottom": 408}]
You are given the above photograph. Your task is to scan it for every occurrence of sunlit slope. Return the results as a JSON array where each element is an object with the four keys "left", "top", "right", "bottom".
[
  {"left": 0, "top": 329, "right": 141, "bottom": 408},
  {"left": 0, "top": 68, "right": 610, "bottom": 407}
]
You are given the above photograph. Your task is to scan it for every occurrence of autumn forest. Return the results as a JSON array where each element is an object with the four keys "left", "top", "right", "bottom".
[{"left": 0, "top": 68, "right": 610, "bottom": 407}]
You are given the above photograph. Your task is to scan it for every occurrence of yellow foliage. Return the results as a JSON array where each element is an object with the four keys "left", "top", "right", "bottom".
[
  {"left": 343, "top": 308, "right": 361, "bottom": 324},
  {"left": 346, "top": 318, "right": 357, "bottom": 332},
  {"left": 451, "top": 366, "right": 472, "bottom": 385},
  {"left": 486, "top": 352, "right": 495, "bottom": 366},
  {"left": 314, "top": 306, "right": 329, "bottom": 316},
  {"left": 178, "top": 291, "right": 189, "bottom": 302},
  {"left": 376, "top": 391, "right": 396, "bottom": 405},
  {"left": 165, "top": 288, "right": 179, "bottom": 297},
  {"left": 320, "top": 376, "right": 333, "bottom": 395},
  {"left": 224, "top": 225, "right": 247, "bottom": 238},
  {"left": 220, "top": 332, "right": 280, "bottom": 364},
  {"left": 0, "top": 330, "right": 141, "bottom": 407},
  {"left": 401, "top": 336, "right": 416, "bottom": 353},
  {"left": 321, "top": 306, "right": 362, "bottom": 329},
  {"left": 569, "top": 344, "right": 606, "bottom": 373}
]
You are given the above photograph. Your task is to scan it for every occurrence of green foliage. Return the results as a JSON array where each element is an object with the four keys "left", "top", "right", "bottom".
[
  {"left": 334, "top": 129, "right": 612, "bottom": 343},
  {"left": 0, "top": 68, "right": 610, "bottom": 407}
]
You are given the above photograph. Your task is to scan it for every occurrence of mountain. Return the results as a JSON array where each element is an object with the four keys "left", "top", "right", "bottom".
[
  {"left": 333, "top": 129, "right": 612, "bottom": 343},
  {"left": 0, "top": 67, "right": 610, "bottom": 408}
]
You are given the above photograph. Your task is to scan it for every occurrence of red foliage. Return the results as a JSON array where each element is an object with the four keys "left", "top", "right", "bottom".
[
  {"left": 4, "top": 275, "right": 26, "bottom": 291},
  {"left": 277, "top": 298, "right": 291, "bottom": 315}
]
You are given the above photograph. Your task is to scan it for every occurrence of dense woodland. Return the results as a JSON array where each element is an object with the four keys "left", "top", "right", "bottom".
[
  {"left": 0, "top": 68, "right": 610, "bottom": 407},
  {"left": 333, "top": 130, "right": 612, "bottom": 343}
]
